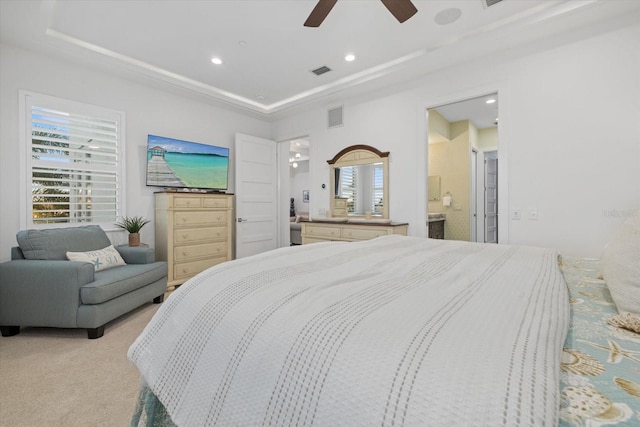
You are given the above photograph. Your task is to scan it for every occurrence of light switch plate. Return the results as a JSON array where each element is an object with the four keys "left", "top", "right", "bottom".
[
  {"left": 528, "top": 208, "right": 538, "bottom": 220},
  {"left": 511, "top": 208, "right": 521, "bottom": 220}
]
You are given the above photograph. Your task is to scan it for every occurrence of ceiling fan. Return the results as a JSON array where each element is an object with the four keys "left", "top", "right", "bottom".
[{"left": 304, "top": 0, "right": 418, "bottom": 27}]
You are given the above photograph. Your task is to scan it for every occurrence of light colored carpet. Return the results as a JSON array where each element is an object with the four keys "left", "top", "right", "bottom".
[{"left": 0, "top": 301, "right": 162, "bottom": 427}]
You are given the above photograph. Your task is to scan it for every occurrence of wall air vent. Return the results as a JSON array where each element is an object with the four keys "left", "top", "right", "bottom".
[
  {"left": 311, "top": 65, "right": 332, "bottom": 76},
  {"left": 483, "top": 0, "right": 503, "bottom": 8},
  {"left": 328, "top": 106, "right": 343, "bottom": 129}
]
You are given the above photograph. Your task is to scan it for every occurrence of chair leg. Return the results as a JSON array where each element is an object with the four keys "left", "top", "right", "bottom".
[
  {"left": 87, "top": 325, "right": 105, "bottom": 339},
  {"left": 0, "top": 326, "right": 20, "bottom": 337},
  {"left": 153, "top": 294, "right": 165, "bottom": 304}
]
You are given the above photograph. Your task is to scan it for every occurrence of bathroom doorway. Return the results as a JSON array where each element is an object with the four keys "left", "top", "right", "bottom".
[{"left": 427, "top": 93, "right": 499, "bottom": 242}]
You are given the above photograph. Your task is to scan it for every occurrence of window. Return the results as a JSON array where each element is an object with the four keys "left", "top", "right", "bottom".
[
  {"left": 20, "top": 91, "right": 125, "bottom": 228},
  {"left": 339, "top": 165, "right": 358, "bottom": 214},
  {"left": 337, "top": 163, "right": 383, "bottom": 216},
  {"left": 372, "top": 163, "right": 384, "bottom": 215}
]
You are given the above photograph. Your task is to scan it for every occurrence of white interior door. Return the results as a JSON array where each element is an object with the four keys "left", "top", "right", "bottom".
[
  {"left": 235, "top": 133, "right": 278, "bottom": 259},
  {"left": 484, "top": 155, "right": 498, "bottom": 243}
]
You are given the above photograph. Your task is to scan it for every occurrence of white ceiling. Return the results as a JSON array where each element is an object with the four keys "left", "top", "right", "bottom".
[
  {"left": 435, "top": 93, "right": 498, "bottom": 130},
  {"left": 1, "top": 1, "right": 638, "bottom": 117}
]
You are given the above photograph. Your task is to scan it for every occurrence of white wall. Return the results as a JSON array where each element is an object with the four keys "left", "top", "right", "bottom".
[
  {"left": 274, "top": 91, "right": 425, "bottom": 234},
  {"left": 0, "top": 44, "right": 272, "bottom": 261},
  {"left": 273, "top": 22, "right": 640, "bottom": 258},
  {"left": 2, "top": 22, "right": 639, "bottom": 260}
]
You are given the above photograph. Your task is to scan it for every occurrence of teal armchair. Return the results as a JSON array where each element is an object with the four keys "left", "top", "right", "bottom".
[{"left": 0, "top": 225, "right": 167, "bottom": 339}]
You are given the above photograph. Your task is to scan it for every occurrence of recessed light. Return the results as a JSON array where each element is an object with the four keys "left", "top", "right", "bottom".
[
  {"left": 257, "top": 94, "right": 265, "bottom": 101},
  {"left": 211, "top": 57, "right": 222, "bottom": 65},
  {"left": 486, "top": 98, "right": 496, "bottom": 104},
  {"left": 238, "top": 40, "right": 247, "bottom": 46},
  {"left": 345, "top": 54, "right": 356, "bottom": 62}
]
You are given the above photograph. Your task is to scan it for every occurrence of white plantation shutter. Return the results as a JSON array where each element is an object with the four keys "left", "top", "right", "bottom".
[
  {"left": 338, "top": 163, "right": 385, "bottom": 216},
  {"left": 21, "top": 92, "right": 125, "bottom": 227},
  {"left": 372, "top": 163, "right": 384, "bottom": 215},
  {"left": 340, "top": 166, "right": 358, "bottom": 214}
]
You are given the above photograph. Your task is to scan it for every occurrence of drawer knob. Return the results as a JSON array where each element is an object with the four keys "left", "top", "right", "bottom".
[
  {"left": 183, "top": 234, "right": 188, "bottom": 239},
  {"left": 183, "top": 251, "right": 188, "bottom": 256},
  {"left": 183, "top": 267, "right": 189, "bottom": 273}
]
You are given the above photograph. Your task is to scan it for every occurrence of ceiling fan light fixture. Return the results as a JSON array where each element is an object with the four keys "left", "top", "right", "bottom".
[
  {"left": 304, "top": 0, "right": 338, "bottom": 27},
  {"left": 305, "top": 0, "right": 417, "bottom": 27},
  {"left": 380, "top": 0, "right": 418, "bottom": 23}
]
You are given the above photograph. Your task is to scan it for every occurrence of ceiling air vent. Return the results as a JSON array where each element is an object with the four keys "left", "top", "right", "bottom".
[
  {"left": 328, "top": 106, "right": 343, "bottom": 129},
  {"left": 311, "top": 65, "right": 332, "bottom": 76},
  {"left": 483, "top": 0, "right": 503, "bottom": 8}
]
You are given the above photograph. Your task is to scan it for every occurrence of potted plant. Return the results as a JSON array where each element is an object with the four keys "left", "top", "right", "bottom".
[{"left": 115, "top": 216, "right": 150, "bottom": 247}]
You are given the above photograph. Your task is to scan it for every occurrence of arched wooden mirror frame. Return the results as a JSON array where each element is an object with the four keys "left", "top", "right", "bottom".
[{"left": 327, "top": 145, "right": 390, "bottom": 219}]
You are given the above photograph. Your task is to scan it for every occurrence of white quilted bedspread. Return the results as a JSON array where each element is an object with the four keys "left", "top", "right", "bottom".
[{"left": 129, "top": 235, "right": 570, "bottom": 426}]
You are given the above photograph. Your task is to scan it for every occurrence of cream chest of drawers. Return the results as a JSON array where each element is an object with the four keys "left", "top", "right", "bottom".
[
  {"left": 301, "top": 220, "right": 408, "bottom": 244},
  {"left": 155, "top": 192, "right": 233, "bottom": 290}
]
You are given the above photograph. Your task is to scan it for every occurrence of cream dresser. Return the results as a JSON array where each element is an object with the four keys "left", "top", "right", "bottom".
[
  {"left": 155, "top": 192, "right": 233, "bottom": 290},
  {"left": 301, "top": 220, "right": 408, "bottom": 244}
]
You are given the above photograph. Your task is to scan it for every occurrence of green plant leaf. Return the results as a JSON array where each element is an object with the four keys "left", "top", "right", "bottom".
[{"left": 115, "top": 216, "right": 150, "bottom": 233}]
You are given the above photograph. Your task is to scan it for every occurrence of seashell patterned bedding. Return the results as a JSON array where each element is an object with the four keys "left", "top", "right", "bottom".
[{"left": 559, "top": 257, "right": 640, "bottom": 426}]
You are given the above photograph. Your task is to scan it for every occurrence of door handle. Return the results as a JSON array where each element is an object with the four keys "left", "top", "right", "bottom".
[{"left": 237, "top": 218, "right": 247, "bottom": 222}]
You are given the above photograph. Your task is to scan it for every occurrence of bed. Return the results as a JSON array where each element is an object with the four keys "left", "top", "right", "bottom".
[
  {"left": 558, "top": 257, "right": 639, "bottom": 426},
  {"left": 128, "top": 235, "right": 639, "bottom": 426}
]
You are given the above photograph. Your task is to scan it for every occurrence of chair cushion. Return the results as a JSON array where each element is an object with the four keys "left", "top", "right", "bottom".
[
  {"left": 17, "top": 225, "right": 111, "bottom": 260},
  {"left": 81, "top": 262, "right": 167, "bottom": 305}
]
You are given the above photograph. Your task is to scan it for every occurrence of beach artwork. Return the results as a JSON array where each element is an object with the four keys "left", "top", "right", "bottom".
[{"left": 146, "top": 135, "right": 229, "bottom": 190}]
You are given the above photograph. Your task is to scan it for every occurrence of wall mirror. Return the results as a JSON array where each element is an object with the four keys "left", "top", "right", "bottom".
[
  {"left": 328, "top": 145, "right": 389, "bottom": 219},
  {"left": 428, "top": 175, "right": 441, "bottom": 201}
]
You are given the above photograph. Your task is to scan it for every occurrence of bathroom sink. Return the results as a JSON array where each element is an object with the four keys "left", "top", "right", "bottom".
[{"left": 428, "top": 213, "right": 445, "bottom": 220}]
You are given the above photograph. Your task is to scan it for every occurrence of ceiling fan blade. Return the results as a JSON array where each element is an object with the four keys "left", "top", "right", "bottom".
[
  {"left": 380, "top": 0, "right": 418, "bottom": 23},
  {"left": 304, "top": 0, "right": 338, "bottom": 27}
]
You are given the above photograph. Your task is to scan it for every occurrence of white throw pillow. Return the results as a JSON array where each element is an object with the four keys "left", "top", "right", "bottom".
[
  {"left": 601, "top": 215, "right": 640, "bottom": 314},
  {"left": 66, "top": 245, "right": 126, "bottom": 272}
]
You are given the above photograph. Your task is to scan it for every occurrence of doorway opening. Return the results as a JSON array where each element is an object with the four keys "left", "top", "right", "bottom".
[
  {"left": 282, "top": 137, "right": 310, "bottom": 246},
  {"left": 427, "top": 93, "right": 499, "bottom": 242}
]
